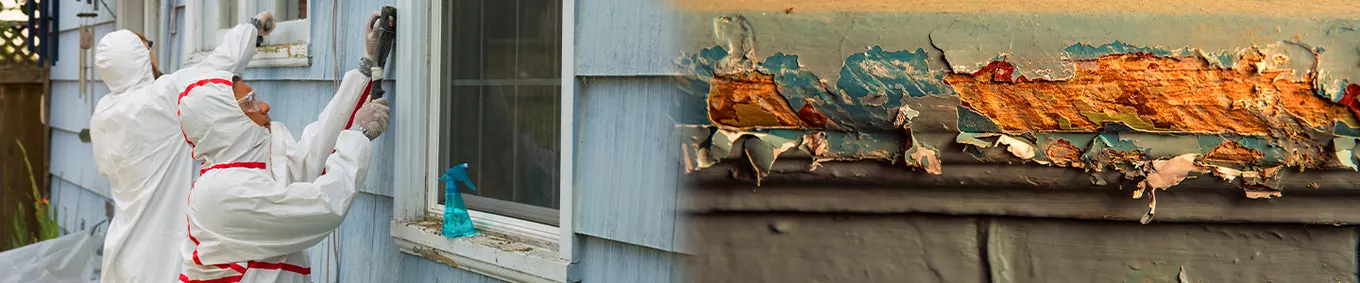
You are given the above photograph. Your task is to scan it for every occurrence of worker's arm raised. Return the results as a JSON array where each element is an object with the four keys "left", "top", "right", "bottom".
[
  {"left": 187, "top": 130, "right": 371, "bottom": 263},
  {"left": 193, "top": 12, "right": 274, "bottom": 75},
  {"left": 286, "top": 70, "right": 378, "bottom": 181}
]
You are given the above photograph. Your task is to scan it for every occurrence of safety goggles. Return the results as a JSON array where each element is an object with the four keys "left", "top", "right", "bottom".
[{"left": 236, "top": 91, "right": 264, "bottom": 113}]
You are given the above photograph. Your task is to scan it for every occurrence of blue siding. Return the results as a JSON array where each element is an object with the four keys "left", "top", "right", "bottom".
[
  {"left": 576, "top": 0, "right": 680, "bottom": 76},
  {"left": 47, "top": 81, "right": 107, "bottom": 132},
  {"left": 47, "top": 5, "right": 117, "bottom": 233},
  {"left": 580, "top": 236, "right": 686, "bottom": 283},
  {"left": 48, "top": 129, "right": 109, "bottom": 198},
  {"left": 575, "top": 76, "right": 685, "bottom": 252},
  {"left": 48, "top": 176, "right": 109, "bottom": 235}
]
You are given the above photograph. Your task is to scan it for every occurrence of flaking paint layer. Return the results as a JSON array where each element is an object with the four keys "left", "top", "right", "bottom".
[{"left": 679, "top": 12, "right": 1360, "bottom": 219}]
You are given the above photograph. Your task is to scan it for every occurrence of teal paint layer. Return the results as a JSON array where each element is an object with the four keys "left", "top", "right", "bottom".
[
  {"left": 1064, "top": 41, "right": 1178, "bottom": 59},
  {"left": 684, "top": 45, "right": 954, "bottom": 130}
]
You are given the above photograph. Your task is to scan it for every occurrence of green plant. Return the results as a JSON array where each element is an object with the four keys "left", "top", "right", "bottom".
[{"left": 9, "top": 140, "right": 58, "bottom": 249}]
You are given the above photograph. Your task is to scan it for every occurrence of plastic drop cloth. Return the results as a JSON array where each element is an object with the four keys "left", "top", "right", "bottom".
[{"left": 0, "top": 228, "right": 104, "bottom": 283}]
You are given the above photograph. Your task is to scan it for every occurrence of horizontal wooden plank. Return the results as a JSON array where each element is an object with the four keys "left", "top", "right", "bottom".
[
  {"left": 576, "top": 0, "right": 681, "bottom": 76},
  {"left": 50, "top": 23, "right": 115, "bottom": 81},
  {"left": 988, "top": 218, "right": 1356, "bottom": 283},
  {"left": 580, "top": 236, "right": 686, "bottom": 283},
  {"left": 48, "top": 129, "right": 110, "bottom": 199},
  {"left": 690, "top": 160, "right": 1360, "bottom": 192},
  {"left": 48, "top": 80, "right": 107, "bottom": 132},
  {"left": 686, "top": 213, "right": 984, "bottom": 283},
  {"left": 688, "top": 170, "right": 1360, "bottom": 224},
  {"left": 0, "top": 67, "right": 45, "bottom": 83}
]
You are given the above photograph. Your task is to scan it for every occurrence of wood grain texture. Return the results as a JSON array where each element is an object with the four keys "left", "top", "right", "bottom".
[
  {"left": 988, "top": 218, "right": 1357, "bottom": 283},
  {"left": 335, "top": 193, "right": 406, "bottom": 282},
  {"left": 577, "top": 0, "right": 680, "bottom": 76},
  {"left": 575, "top": 76, "right": 684, "bottom": 252}
]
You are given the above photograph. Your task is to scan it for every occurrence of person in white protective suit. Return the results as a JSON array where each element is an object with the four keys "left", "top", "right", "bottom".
[
  {"left": 90, "top": 12, "right": 275, "bottom": 283},
  {"left": 173, "top": 10, "right": 392, "bottom": 283}
]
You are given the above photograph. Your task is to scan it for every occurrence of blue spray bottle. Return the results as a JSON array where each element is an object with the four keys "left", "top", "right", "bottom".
[{"left": 439, "top": 163, "right": 477, "bottom": 238}]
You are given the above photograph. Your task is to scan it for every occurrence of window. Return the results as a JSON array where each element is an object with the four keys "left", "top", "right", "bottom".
[
  {"left": 388, "top": 0, "right": 577, "bottom": 282},
  {"left": 182, "top": 0, "right": 309, "bottom": 68},
  {"left": 428, "top": 0, "right": 563, "bottom": 227}
]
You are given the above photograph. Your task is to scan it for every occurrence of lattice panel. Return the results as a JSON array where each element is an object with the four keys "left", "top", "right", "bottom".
[{"left": 0, "top": 21, "right": 36, "bottom": 66}]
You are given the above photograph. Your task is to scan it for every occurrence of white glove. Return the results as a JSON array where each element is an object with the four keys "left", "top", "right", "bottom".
[
  {"left": 364, "top": 11, "right": 382, "bottom": 61},
  {"left": 250, "top": 11, "right": 276, "bottom": 36},
  {"left": 350, "top": 98, "right": 391, "bottom": 140}
]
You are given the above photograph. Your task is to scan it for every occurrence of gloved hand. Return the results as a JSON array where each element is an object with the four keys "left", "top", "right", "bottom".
[
  {"left": 360, "top": 11, "right": 382, "bottom": 78},
  {"left": 350, "top": 98, "right": 391, "bottom": 140},
  {"left": 364, "top": 11, "right": 383, "bottom": 62},
  {"left": 249, "top": 11, "right": 276, "bottom": 36}
]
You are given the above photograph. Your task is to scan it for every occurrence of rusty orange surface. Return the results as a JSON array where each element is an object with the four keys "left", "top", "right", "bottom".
[
  {"left": 947, "top": 52, "right": 1352, "bottom": 135},
  {"left": 1203, "top": 140, "right": 1265, "bottom": 164},
  {"left": 708, "top": 71, "right": 804, "bottom": 129}
]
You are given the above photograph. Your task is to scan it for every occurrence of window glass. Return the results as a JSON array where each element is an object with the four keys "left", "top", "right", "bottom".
[{"left": 436, "top": 0, "right": 563, "bottom": 226}]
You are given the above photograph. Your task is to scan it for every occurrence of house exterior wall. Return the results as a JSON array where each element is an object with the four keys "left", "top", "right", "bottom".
[
  {"left": 46, "top": 0, "right": 687, "bottom": 282},
  {"left": 47, "top": 1, "right": 117, "bottom": 235}
]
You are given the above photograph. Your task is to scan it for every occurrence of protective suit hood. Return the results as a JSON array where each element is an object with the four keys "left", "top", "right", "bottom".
[
  {"left": 94, "top": 30, "right": 153, "bottom": 94},
  {"left": 178, "top": 74, "right": 270, "bottom": 165},
  {"left": 177, "top": 24, "right": 265, "bottom": 165}
]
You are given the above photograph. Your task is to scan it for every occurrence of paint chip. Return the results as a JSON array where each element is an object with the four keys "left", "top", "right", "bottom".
[
  {"left": 1137, "top": 154, "right": 1208, "bottom": 192},
  {"left": 996, "top": 135, "right": 1037, "bottom": 160},
  {"left": 905, "top": 137, "right": 943, "bottom": 175},
  {"left": 1044, "top": 139, "right": 1084, "bottom": 167},
  {"left": 1334, "top": 137, "right": 1358, "bottom": 170},
  {"left": 956, "top": 132, "right": 999, "bottom": 148}
]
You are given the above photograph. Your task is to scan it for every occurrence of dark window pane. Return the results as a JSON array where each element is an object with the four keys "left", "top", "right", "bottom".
[{"left": 438, "top": 0, "right": 562, "bottom": 226}]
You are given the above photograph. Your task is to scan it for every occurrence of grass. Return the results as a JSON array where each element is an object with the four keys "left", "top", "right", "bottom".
[{"left": 8, "top": 139, "right": 58, "bottom": 250}]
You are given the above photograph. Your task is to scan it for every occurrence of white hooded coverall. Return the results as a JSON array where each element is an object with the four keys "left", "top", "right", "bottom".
[
  {"left": 90, "top": 23, "right": 260, "bottom": 283},
  {"left": 173, "top": 27, "right": 378, "bottom": 283}
]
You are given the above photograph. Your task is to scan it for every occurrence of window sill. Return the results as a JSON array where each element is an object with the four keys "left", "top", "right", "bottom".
[
  {"left": 390, "top": 220, "right": 575, "bottom": 283},
  {"left": 183, "top": 42, "right": 311, "bottom": 69}
]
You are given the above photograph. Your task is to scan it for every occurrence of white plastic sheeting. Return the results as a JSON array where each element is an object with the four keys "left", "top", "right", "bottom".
[{"left": 0, "top": 228, "right": 104, "bottom": 283}]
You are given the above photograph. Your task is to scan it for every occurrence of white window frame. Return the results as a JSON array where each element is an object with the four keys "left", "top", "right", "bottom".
[
  {"left": 389, "top": 1, "right": 579, "bottom": 282},
  {"left": 181, "top": 0, "right": 309, "bottom": 68}
]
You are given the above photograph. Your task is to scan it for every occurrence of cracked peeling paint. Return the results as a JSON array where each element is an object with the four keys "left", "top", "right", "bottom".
[{"left": 681, "top": 14, "right": 1360, "bottom": 213}]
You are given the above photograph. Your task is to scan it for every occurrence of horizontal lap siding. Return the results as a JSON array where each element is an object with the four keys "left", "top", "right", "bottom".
[
  {"left": 575, "top": 76, "right": 686, "bottom": 253},
  {"left": 576, "top": 0, "right": 680, "bottom": 76},
  {"left": 48, "top": 19, "right": 116, "bottom": 235}
]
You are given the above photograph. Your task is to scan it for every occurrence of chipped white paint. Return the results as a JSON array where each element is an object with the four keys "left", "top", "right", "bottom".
[{"left": 996, "top": 135, "right": 1037, "bottom": 160}]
